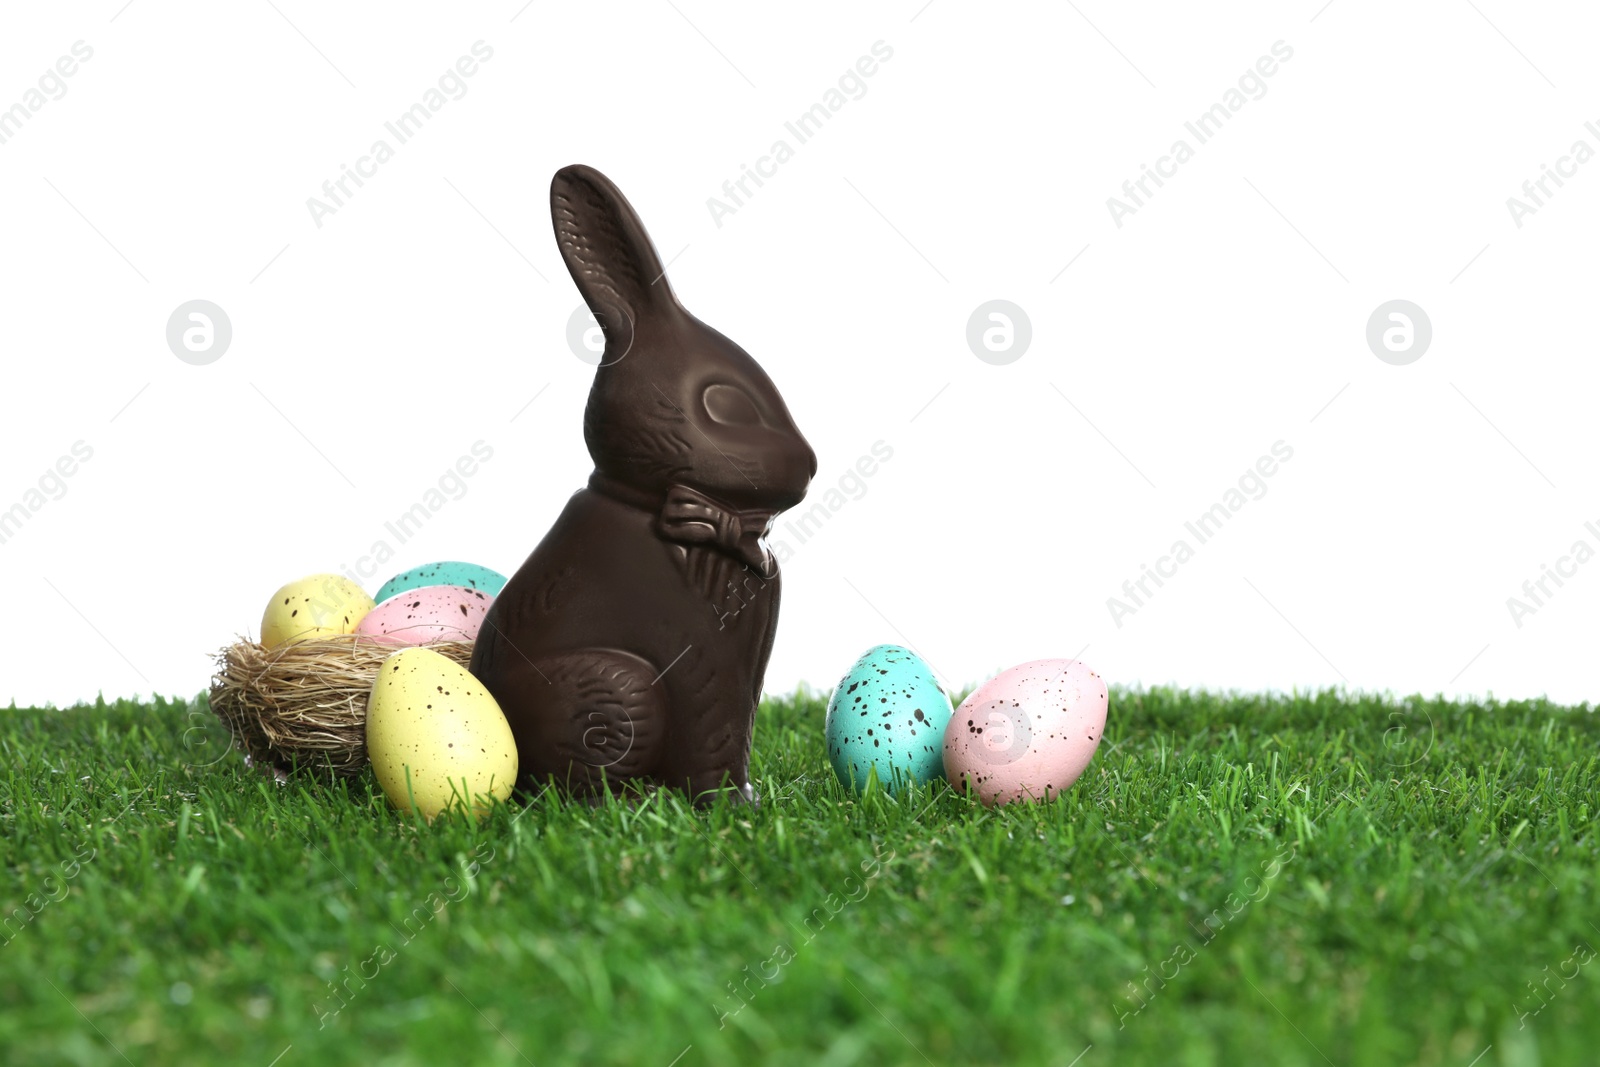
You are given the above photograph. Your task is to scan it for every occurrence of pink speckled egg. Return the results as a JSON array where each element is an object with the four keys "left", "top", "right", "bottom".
[
  {"left": 353, "top": 584, "right": 493, "bottom": 646},
  {"left": 942, "top": 658, "right": 1108, "bottom": 806}
]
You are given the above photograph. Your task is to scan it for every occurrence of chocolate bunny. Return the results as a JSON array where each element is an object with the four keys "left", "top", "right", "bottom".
[{"left": 470, "top": 164, "right": 816, "bottom": 805}]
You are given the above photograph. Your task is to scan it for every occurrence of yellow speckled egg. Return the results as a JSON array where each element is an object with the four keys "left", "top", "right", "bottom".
[
  {"left": 260, "top": 574, "right": 375, "bottom": 648},
  {"left": 365, "top": 646, "right": 518, "bottom": 821}
]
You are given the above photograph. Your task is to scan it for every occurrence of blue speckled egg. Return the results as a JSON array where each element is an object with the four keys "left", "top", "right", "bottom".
[
  {"left": 825, "top": 644, "right": 953, "bottom": 794},
  {"left": 375, "top": 561, "right": 507, "bottom": 605}
]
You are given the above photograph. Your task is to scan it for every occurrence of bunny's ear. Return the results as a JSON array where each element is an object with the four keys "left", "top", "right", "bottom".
[{"left": 551, "top": 165, "right": 679, "bottom": 350}]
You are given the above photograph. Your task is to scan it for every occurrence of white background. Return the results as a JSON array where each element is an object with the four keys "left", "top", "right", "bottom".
[{"left": 1, "top": 1, "right": 1595, "bottom": 709}]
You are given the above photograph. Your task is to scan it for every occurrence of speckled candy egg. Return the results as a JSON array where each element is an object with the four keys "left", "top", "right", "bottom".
[
  {"left": 366, "top": 646, "right": 517, "bottom": 820},
  {"left": 942, "top": 658, "right": 1108, "bottom": 806},
  {"left": 354, "top": 584, "right": 493, "bottom": 646},
  {"left": 260, "top": 573, "right": 375, "bottom": 648},
  {"left": 375, "top": 561, "right": 506, "bottom": 605},
  {"left": 825, "top": 644, "right": 953, "bottom": 793}
]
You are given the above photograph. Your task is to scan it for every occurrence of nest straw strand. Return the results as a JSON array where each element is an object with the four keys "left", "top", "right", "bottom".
[{"left": 208, "top": 634, "right": 474, "bottom": 777}]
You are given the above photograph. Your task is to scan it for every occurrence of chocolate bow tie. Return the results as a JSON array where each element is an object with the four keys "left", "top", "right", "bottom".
[
  {"left": 587, "top": 473, "right": 777, "bottom": 574},
  {"left": 656, "top": 484, "right": 775, "bottom": 574}
]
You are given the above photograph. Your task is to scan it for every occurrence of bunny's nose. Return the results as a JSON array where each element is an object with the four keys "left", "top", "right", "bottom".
[{"left": 806, "top": 446, "right": 818, "bottom": 480}]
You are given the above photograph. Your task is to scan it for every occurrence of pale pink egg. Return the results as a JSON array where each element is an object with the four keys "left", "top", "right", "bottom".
[
  {"left": 942, "top": 658, "right": 1108, "bottom": 806},
  {"left": 353, "top": 584, "right": 493, "bottom": 646}
]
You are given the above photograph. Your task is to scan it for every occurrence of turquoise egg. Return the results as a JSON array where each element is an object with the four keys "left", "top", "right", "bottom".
[
  {"left": 824, "top": 644, "right": 953, "bottom": 794},
  {"left": 375, "top": 561, "right": 507, "bottom": 605}
]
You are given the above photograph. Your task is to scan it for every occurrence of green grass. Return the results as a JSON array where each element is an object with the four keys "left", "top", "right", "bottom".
[{"left": 1, "top": 687, "right": 1597, "bottom": 1066}]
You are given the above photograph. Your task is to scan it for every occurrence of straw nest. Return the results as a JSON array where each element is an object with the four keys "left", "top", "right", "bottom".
[{"left": 208, "top": 635, "right": 474, "bottom": 777}]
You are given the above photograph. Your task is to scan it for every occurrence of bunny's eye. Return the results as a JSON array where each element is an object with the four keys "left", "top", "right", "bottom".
[{"left": 702, "top": 383, "right": 762, "bottom": 426}]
